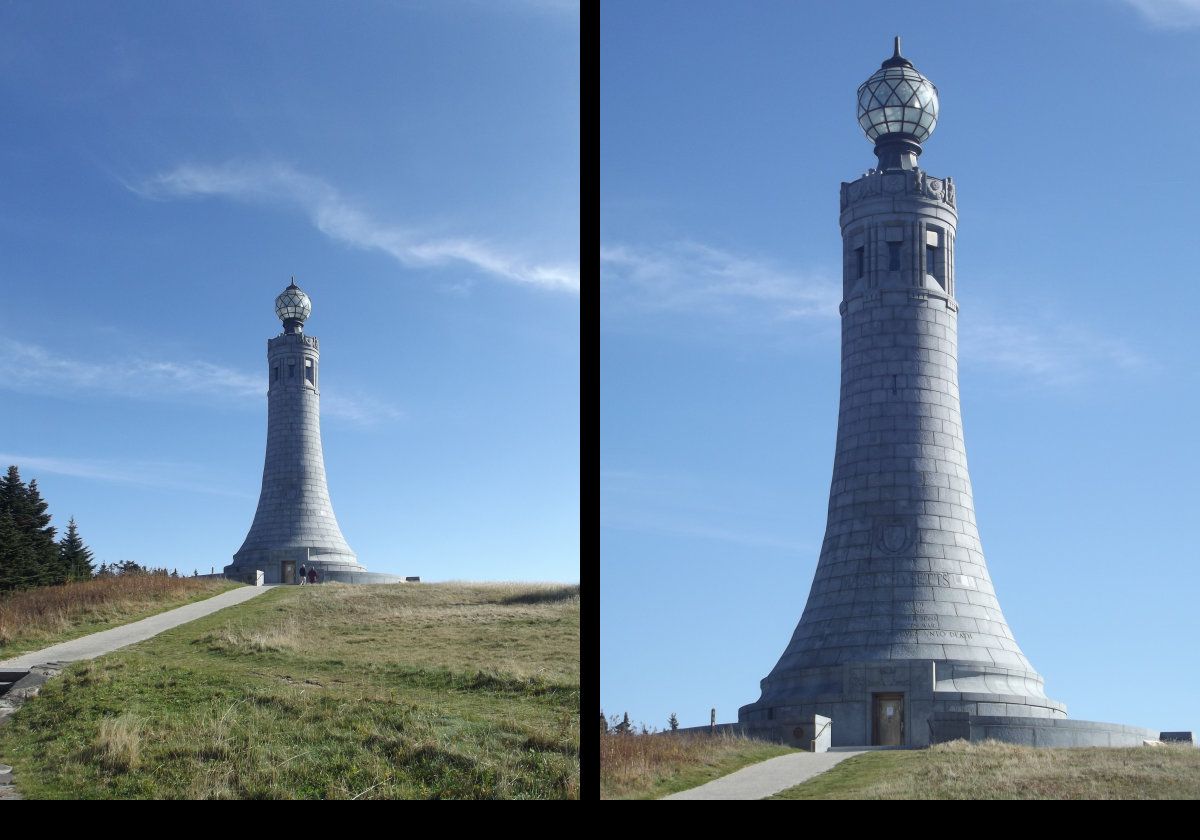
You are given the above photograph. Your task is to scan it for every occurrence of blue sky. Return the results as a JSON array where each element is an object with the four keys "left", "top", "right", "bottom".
[
  {"left": 602, "top": 0, "right": 1200, "bottom": 735},
  {"left": 0, "top": 2, "right": 578, "bottom": 583}
]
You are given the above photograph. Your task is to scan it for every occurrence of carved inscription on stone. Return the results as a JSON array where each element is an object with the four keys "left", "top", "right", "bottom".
[
  {"left": 894, "top": 614, "right": 940, "bottom": 629},
  {"left": 848, "top": 570, "right": 972, "bottom": 589},
  {"left": 922, "top": 630, "right": 974, "bottom": 642}
]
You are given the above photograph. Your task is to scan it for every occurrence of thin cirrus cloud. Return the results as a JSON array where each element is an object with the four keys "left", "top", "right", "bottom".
[
  {"left": 0, "top": 452, "right": 253, "bottom": 499},
  {"left": 960, "top": 314, "right": 1149, "bottom": 387},
  {"left": 602, "top": 239, "right": 1147, "bottom": 386},
  {"left": 601, "top": 241, "right": 842, "bottom": 322},
  {"left": 133, "top": 162, "right": 578, "bottom": 293},
  {"left": 600, "top": 468, "right": 813, "bottom": 553},
  {"left": 0, "top": 337, "right": 402, "bottom": 425},
  {"left": 1121, "top": 0, "right": 1200, "bottom": 27}
]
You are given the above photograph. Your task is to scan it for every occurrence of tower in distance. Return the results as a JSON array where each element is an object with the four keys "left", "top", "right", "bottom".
[{"left": 227, "top": 280, "right": 399, "bottom": 584}]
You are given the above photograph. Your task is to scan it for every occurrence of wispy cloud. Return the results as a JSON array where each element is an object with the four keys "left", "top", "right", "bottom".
[
  {"left": 0, "top": 452, "right": 253, "bottom": 499},
  {"left": 0, "top": 337, "right": 401, "bottom": 425},
  {"left": 134, "top": 162, "right": 578, "bottom": 293},
  {"left": 322, "top": 393, "right": 405, "bottom": 425},
  {"left": 1121, "top": 0, "right": 1200, "bottom": 28},
  {"left": 601, "top": 468, "right": 813, "bottom": 553},
  {"left": 0, "top": 338, "right": 261, "bottom": 400},
  {"left": 601, "top": 241, "right": 841, "bottom": 321},
  {"left": 602, "top": 239, "right": 1149, "bottom": 386},
  {"left": 961, "top": 312, "right": 1149, "bottom": 387}
]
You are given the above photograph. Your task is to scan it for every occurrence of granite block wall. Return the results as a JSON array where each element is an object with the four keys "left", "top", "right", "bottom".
[
  {"left": 227, "top": 332, "right": 364, "bottom": 582},
  {"left": 740, "top": 168, "right": 1064, "bottom": 744}
]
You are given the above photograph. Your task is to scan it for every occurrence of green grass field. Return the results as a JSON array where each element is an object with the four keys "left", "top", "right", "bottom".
[
  {"left": 0, "top": 581, "right": 579, "bottom": 799},
  {"left": 0, "top": 576, "right": 241, "bottom": 660},
  {"left": 770, "top": 740, "right": 1200, "bottom": 799}
]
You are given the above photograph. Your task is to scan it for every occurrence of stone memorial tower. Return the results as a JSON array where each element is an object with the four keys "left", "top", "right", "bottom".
[
  {"left": 738, "top": 41, "right": 1069, "bottom": 746},
  {"left": 226, "top": 280, "right": 372, "bottom": 584}
]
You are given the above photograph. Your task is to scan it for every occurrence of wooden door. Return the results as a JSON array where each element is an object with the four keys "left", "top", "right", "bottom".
[{"left": 873, "top": 693, "right": 904, "bottom": 746}]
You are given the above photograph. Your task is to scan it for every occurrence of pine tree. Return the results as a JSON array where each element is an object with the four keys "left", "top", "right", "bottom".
[
  {"left": 0, "top": 467, "right": 56, "bottom": 590},
  {"left": 0, "top": 509, "right": 35, "bottom": 591},
  {"left": 14, "top": 475, "right": 57, "bottom": 588},
  {"left": 669, "top": 712, "right": 679, "bottom": 731},
  {"left": 59, "top": 517, "right": 95, "bottom": 581},
  {"left": 0, "top": 465, "right": 24, "bottom": 515}
]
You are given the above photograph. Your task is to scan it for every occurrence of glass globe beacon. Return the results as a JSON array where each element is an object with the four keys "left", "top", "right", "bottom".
[
  {"left": 275, "top": 281, "right": 312, "bottom": 325},
  {"left": 856, "top": 57, "right": 938, "bottom": 143}
]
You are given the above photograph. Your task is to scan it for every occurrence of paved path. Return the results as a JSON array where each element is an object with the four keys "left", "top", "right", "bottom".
[
  {"left": 0, "top": 585, "right": 274, "bottom": 669},
  {"left": 663, "top": 749, "right": 870, "bottom": 800}
]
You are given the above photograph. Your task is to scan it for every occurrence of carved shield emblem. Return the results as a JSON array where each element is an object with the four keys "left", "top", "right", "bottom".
[
  {"left": 882, "top": 525, "right": 907, "bottom": 552},
  {"left": 874, "top": 517, "right": 912, "bottom": 554}
]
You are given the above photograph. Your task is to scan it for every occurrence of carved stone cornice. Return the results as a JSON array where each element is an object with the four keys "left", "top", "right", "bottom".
[{"left": 840, "top": 168, "right": 955, "bottom": 210}]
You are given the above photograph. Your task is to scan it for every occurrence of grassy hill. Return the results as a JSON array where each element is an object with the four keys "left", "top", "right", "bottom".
[
  {"left": 770, "top": 740, "right": 1200, "bottom": 799},
  {"left": 601, "top": 735, "right": 1200, "bottom": 800},
  {"left": 0, "top": 576, "right": 240, "bottom": 660},
  {"left": 0, "top": 581, "right": 579, "bottom": 799},
  {"left": 600, "top": 732, "right": 797, "bottom": 799}
]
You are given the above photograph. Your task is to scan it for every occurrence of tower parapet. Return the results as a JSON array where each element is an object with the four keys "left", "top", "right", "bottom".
[{"left": 840, "top": 167, "right": 958, "bottom": 311}]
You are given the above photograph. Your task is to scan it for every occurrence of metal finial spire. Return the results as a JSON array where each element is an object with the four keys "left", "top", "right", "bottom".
[{"left": 881, "top": 35, "right": 914, "bottom": 70}]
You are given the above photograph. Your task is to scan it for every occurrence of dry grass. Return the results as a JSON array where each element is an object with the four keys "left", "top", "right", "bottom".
[
  {"left": 0, "top": 576, "right": 238, "bottom": 656},
  {"left": 771, "top": 739, "right": 1200, "bottom": 800},
  {"left": 282, "top": 581, "right": 580, "bottom": 683},
  {"left": 198, "top": 619, "right": 304, "bottom": 654},
  {"left": 90, "top": 713, "right": 144, "bottom": 772},
  {"left": 600, "top": 731, "right": 797, "bottom": 800}
]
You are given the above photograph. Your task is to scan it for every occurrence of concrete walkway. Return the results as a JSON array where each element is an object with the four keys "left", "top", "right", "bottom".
[
  {"left": 663, "top": 749, "right": 870, "bottom": 800},
  {"left": 0, "top": 584, "right": 274, "bottom": 669}
]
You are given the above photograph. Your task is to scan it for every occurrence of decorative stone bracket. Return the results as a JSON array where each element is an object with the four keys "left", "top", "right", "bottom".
[{"left": 841, "top": 168, "right": 956, "bottom": 210}]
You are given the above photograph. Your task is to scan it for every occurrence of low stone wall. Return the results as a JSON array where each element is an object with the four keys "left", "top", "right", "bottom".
[
  {"left": 672, "top": 715, "right": 1164, "bottom": 749},
  {"left": 667, "top": 723, "right": 747, "bottom": 738},
  {"left": 318, "top": 571, "right": 407, "bottom": 585},
  {"left": 930, "top": 713, "right": 1159, "bottom": 747},
  {"left": 222, "top": 570, "right": 408, "bottom": 585}
]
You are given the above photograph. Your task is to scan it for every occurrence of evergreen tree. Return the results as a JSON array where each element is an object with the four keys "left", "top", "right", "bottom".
[
  {"left": 59, "top": 517, "right": 95, "bottom": 581},
  {"left": 0, "top": 467, "right": 57, "bottom": 590},
  {"left": 669, "top": 712, "right": 679, "bottom": 731},
  {"left": 23, "top": 480, "right": 60, "bottom": 585},
  {"left": 0, "top": 509, "right": 35, "bottom": 591},
  {"left": 0, "top": 465, "right": 24, "bottom": 515}
]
